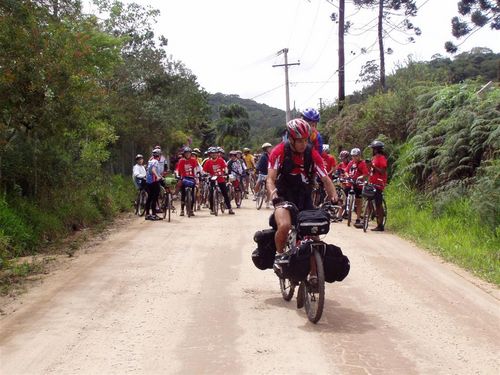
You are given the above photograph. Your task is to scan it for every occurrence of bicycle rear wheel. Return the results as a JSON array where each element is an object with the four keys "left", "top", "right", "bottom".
[
  {"left": 279, "top": 278, "right": 295, "bottom": 301},
  {"left": 256, "top": 190, "right": 265, "bottom": 210},
  {"left": 304, "top": 249, "right": 325, "bottom": 324}
]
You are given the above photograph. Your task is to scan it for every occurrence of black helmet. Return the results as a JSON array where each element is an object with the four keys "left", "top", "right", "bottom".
[
  {"left": 182, "top": 147, "right": 192, "bottom": 154},
  {"left": 369, "top": 140, "right": 385, "bottom": 149}
]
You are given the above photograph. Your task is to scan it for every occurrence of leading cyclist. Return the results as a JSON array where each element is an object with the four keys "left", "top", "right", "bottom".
[{"left": 267, "top": 119, "right": 338, "bottom": 254}]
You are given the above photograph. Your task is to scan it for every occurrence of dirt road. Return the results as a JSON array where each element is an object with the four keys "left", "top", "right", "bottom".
[{"left": 1, "top": 200, "right": 499, "bottom": 374}]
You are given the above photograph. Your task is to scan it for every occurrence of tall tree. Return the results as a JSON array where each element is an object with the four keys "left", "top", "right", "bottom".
[
  {"left": 353, "top": 0, "right": 421, "bottom": 91},
  {"left": 445, "top": 0, "right": 500, "bottom": 53}
]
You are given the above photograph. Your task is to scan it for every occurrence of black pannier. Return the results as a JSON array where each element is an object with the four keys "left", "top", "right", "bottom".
[
  {"left": 322, "top": 244, "right": 350, "bottom": 283},
  {"left": 274, "top": 242, "right": 311, "bottom": 281},
  {"left": 297, "top": 209, "right": 330, "bottom": 236},
  {"left": 362, "top": 184, "right": 377, "bottom": 199},
  {"left": 252, "top": 229, "right": 276, "bottom": 270}
]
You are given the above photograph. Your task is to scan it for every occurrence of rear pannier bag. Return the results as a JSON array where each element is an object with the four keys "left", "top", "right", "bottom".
[
  {"left": 297, "top": 209, "right": 330, "bottom": 236},
  {"left": 252, "top": 229, "right": 276, "bottom": 270},
  {"left": 323, "top": 244, "right": 350, "bottom": 283},
  {"left": 274, "top": 242, "right": 311, "bottom": 281}
]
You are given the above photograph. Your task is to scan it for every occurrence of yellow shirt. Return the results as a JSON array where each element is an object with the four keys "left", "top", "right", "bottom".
[{"left": 243, "top": 153, "right": 255, "bottom": 169}]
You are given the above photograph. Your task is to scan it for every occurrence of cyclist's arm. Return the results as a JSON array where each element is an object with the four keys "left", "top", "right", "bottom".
[
  {"left": 267, "top": 168, "right": 278, "bottom": 200},
  {"left": 320, "top": 175, "right": 338, "bottom": 202}
]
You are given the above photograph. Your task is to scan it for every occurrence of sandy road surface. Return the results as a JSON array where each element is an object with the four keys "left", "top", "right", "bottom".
[{"left": 1, "top": 200, "right": 499, "bottom": 375}]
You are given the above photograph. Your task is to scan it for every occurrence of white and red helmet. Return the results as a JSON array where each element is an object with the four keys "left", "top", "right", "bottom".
[{"left": 286, "top": 118, "right": 311, "bottom": 140}]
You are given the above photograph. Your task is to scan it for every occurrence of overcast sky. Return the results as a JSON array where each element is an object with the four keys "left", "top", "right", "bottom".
[{"left": 94, "top": 0, "right": 499, "bottom": 111}]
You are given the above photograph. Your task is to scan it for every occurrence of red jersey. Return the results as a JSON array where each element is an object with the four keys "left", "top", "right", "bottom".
[
  {"left": 203, "top": 157, "right": 227, "bottom": 183},
  {"left": 337, "top": 161, "right": 349, "bottom": 175},
  {"left": 369, "top": 154, "right": 388, "bottom": 190},
  {"left": 176, "top": 157, "right": 199, "bottom": 178},
  {"left": 322, "top": 152, "right": 337, "bottom": 177},
  {"left": 268, "top": 142, "right": 328, "bottom": 183},
  {"left": 347, "top": 159, "right": 369, "bottom": 185}
]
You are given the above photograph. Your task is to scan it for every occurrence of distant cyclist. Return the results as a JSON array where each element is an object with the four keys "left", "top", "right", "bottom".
[
  {"left": 254, "top": 142, "right": 272, "bottom": 208},
  {"left": 203, "top": 147, "right": 235, "bottom": 215},
  {"left": 243, "top": 147, "right": 255, "bottom": 194},
  {"left": 176, "top": 147, "right": 200, "bottom": 216},
  {"left": 132, "top": 154, "right": 146, "bottom": 190},
  {"left": 368, "top": 140, "right": 388, "bottom": 231},
  {"left": 321, "top": 144, "right": 337, "bottom": 179},
  {"left": 301, "top": 108, "right": 323, "bottom": 154},
  {"left": 346, "top": 147, "right": 369, "bottom": 229},
  {"left": 145, "top": 148, "right": 164, "bottom": 221}
]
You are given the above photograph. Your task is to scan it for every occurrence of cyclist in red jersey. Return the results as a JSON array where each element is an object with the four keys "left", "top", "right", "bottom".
[
  {"left": 203, "top": 147, "right": 235, "bottom": 215},
  {"left": 321, "top": 144, "right": 337, "bottom": 179},
  {"left": 346, "top": 148, "right": 369, "bottom": 229},
  {"left": 176, "top": 147, "right": 200, "bottom": 216},
  {"left": 267, "top": 119, "right": 338, "bottom": 254},
  {"left": 368, "top": 140, "right": 388, "bottom": 231},
  {"left": 336, "top": 150, "right": 350, "bottom": 176}
]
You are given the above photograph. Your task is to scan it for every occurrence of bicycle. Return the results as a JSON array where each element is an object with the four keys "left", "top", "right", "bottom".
[
  {"left": 159, "top": 182, "right": 175, "bottom": 222},
  {"left": 274, "top": 204, "right": 336, "bottom": 324},
  {"left": 362, "top": 184, "right": 387, "bottom": 232},
  {"left": 254, "top": 175, "right": 267, "bottom": 210},
  {"left": 248, "top": 169, "right": 257, "bottom": 195},
  {"left": 182, "top": 177, "right": 196, "bottom": 217},
  {"left": 210, "top": 176, "right": 226, "bottom": 216}
]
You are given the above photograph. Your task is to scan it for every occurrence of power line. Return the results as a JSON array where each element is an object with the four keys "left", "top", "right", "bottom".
[{"left": 250, "top": 84, "right": 285, "bottom": 100}]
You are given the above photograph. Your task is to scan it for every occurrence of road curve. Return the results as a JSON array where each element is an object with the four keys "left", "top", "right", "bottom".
[{"left": 1, "top": 200, "right": 499, "bottom": 374}]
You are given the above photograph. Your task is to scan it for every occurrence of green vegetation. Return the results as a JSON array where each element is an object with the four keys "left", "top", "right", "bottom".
[{"left": 323, "top": 48, "right": 499, "bottom": 284}]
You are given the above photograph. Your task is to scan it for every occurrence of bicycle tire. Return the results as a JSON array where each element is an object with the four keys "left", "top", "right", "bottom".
[
  {"left": 382, "top": 198, "right": 387, "bottom": 227},
  {"left": 162, "top": 192, "right": 168, "bottom": 220},
  {"left": 279, "top": 277, "right": 295, "bottom": 301},
  {"left": 304, "top": 249, "right": 325, "bottom": 324},
  {"left": 256, "top": 190, "right": 265, "bottom": 210},
  {"left": 347, "top": 194, "right": 354, "bottom": 227},
  {"left": 219, "top": 191, "right": 225, "bottom": 213},
  {"left": 138, "top": 190, "right": 147, "bottom": 216},
  {"left": 213, "top": 190, "right": 219, "bottom": 216},
  {"left": 363, "top": 200, "right": 372, "bottom": 232},
  {"left": 186, "top": 187, "right": 193, "bottom": 217},
  {"left": 167, "top": 193, "right": 171, "bottom": 222},
  {"left": 235, "top": 189, "right": 242, "bottom": 207}
]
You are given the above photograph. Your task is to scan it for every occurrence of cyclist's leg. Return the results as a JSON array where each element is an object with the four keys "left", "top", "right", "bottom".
[
  {"left": 180, "top": 183, "right": 186, "bottom": 215},
  {"left": 354, "top": 187, "right": 363, "bottom": 220},
  {"left": 272, "top": 207, "right": 292, "bottom": 253},
  {"left": 218, "top": 182, "right": 232, "bottom": 209},
  {"left": 208, "top": 181, "right": 215, "bottom": 212},
  {"left": 144, "top": 183, "right": 153, "bottom": 216}
]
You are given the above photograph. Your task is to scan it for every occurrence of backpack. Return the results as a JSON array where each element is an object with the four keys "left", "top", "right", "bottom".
[{"left": 276, "top": 142, "right": 315, "bottom": 192}]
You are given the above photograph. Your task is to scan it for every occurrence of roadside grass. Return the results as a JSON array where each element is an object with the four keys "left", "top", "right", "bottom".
[
  {"left": 385, "top": 183, "right": 500, "bottom": 285},
  {"left": 0, "top": 175, "right": 135, "bottom": 295}
]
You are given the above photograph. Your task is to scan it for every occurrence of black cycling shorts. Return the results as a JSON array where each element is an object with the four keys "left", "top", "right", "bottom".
[{"left": 269, "top": 201, "right": 299, "bottom": 230}]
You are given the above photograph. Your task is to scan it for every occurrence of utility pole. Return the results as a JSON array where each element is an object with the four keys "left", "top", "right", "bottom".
[
  {"left": 319, "top": 98, "right": 323, "bottom": 111},
  {"left": 273, "top": 48, "right": 300, "bottom": 122},
  {"left": 338, "top": 0, "right": 345, "bottom": 112}
]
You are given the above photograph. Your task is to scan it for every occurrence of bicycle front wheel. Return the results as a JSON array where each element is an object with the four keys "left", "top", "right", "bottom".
[
  {"left": 213, "top": 190, "right": 219, "bottom": 216},
  {"left": 256, "top": 190, "right": 265, "bottom": 210},
  {"left": 363, "top": 200, "right": 372, "bottom": 232},
  {"left": 347, "top": 195, "right": 354, "bottom": 227},
  {"left": 138, "top": 190, "right": 147, "bottom": 217},
  {"left": 304, "top": 249, "right": 325, "bottom": 324},
  {"left": 279, "top": 277, "right": 295, "bottom": 301},
  {"left": 219, "top": 191, "right": 225, "bottom": 213},
  {"left": 186, "top": 187, "right": 193, "bottom": 217}
]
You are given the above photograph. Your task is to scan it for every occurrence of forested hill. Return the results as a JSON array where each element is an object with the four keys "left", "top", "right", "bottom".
[{"left": 208, "top": 93, "right": 286, "bottom": 146}]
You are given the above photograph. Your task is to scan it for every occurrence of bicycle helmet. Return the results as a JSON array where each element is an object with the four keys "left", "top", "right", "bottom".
[
  {"left": 236, "top": 150, "right": 242, "bottom": 155},
  {"left": 243, "top": 147, "right": 250, "bottom": 152},
  {"left": 286, "top": 118, "right": 311, "bottom": 140},
  {"left": 152, "top": 148, "right": 161, "bottom": 156},
  {"left": 322, "top": 144, "right": 330, "bottom": 153},
  {"left": 182, "top": 147, "right": 192, "bottom": 154},
  {"left": 135, "top": 154, "right": 143, "bottom": 160},
  {"left": 229, "top": 150, "right": 237, "bottom": 156},
  {"left": 193, "top": 147, "right": 201, "bottom": 153},
  {"left": 339, "top": 150, "right": 349, "bottom": 159},
  {"left": 261, "top": 142, "right": 272, "bottom": 150},
  {"left": 350, "top": 148, "right": 361, "bottom": 156},
  {"left": 369, "top": 140, "right": 385, "bottom": 149},
  {"left": 208, "top": 147, "right": 217, "bottom": 154},
  {"left": 301, "top": 108, "right": 320, "bottom": 122},
  {"left": 217, "top": 146, "right": 224, "bottom": 154}
]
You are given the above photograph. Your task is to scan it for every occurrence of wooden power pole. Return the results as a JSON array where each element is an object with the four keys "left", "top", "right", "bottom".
[{"left": 273, "top": 48, "right": 300, "bottom": 122}]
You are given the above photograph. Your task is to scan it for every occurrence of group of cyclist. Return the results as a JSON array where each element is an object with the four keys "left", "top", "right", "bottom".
[{"left": 132, "top": 107, "right": 388, "bottom": 232}]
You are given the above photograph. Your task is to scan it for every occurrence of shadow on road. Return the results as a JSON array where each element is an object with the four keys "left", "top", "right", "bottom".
[{"left": 264, "top": 296, "right": 376, "bottom": 334}]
